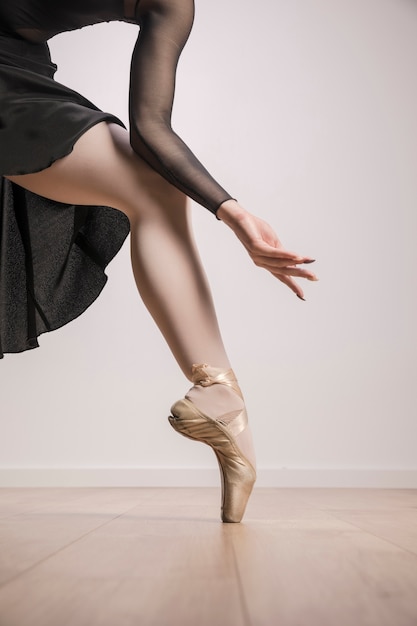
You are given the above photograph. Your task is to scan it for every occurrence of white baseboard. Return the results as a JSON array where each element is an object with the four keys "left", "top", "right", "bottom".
[{"left": 0, "top": 468, "right": 416, "bottom": 488}]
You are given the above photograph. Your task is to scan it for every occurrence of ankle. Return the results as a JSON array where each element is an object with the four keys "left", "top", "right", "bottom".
[
  {"left": 185, "top": 363, "right": 245, "bottom": 421},
  {"left": 186, "top": 383, "right": 244, "bottom": 421}
]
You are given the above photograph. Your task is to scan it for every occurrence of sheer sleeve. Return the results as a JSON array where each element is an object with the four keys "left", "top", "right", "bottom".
[{"left": 127, "top": 0, "right": 234, "bottom": 216}]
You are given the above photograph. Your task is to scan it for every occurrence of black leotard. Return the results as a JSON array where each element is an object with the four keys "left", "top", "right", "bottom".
[{"left": 0, "top": 0, "right": 234, "bottom": 215}]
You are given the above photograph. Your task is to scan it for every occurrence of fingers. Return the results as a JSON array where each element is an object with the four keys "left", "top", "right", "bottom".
[
  {"left": 274, "top": 273, "right": 305, "bottom": 300},
  {"left": 252, "top": 256, "right": 318, "bottom": 281},
  {"left": 253, "top": 254, "right": 314, "bottom": 267},
  {"left": 251, "top": 240, "right": 313, "bottom": 263},
  {"left": 268, "top": 257, "right": 318, "bottom": 300},
  {"left": 274, "top": 266, "right": 318, "bottom": 280}
]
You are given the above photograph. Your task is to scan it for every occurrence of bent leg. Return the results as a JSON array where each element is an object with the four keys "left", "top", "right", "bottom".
[
  {"left": 6, "top": 121, "right": 231, "bottom": 377},
  {"left": 7, "top": 121, "right": 177, "bottom": 218}
]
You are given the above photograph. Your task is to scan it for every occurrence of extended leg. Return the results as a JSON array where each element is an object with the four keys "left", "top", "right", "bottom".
[{"left": 7, "top": 122, "right": 229, "bottom": 374}]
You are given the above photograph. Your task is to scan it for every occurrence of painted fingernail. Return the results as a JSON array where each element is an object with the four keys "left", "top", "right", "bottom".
[
  {"left": 304, "top": 259, "right": 316, "bottom": 264},
  {"left": 297, "top": 294, "right": 306, "bottom": 301}
]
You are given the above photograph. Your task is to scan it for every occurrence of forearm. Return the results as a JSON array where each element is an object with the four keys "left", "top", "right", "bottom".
[
  {"left": 129, "top": 121, "right": 234, "bottom": 215},
  {"left": 129, "top": 0, "right": 234, "bottom": 216}
]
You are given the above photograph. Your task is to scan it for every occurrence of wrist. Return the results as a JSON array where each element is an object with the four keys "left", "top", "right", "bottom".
[{"left": 216, "top": 199, "right": 247, "bottom": 224}]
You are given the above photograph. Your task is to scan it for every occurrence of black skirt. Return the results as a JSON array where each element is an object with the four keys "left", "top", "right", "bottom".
[{"left": 0, "top": 33, "right": 131, "bottom": 359}]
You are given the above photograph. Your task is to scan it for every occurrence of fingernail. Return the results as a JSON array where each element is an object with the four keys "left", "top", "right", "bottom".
[
  {"left": 297, "top": 294, "right": 306, "bottom": 301},
  {"left": 304, "top": 259, "right": 316, "bottom": 264}
]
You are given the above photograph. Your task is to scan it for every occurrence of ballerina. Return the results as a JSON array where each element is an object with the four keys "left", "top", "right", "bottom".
[{"left": 0, "top": 0, "right": 318, "bottom": 521}]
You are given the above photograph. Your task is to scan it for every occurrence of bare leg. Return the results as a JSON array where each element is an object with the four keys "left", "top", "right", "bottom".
[
  {"left": 128, "top": 189, "right": 232, "bottom": 373},
  {"left": 7, "top": 123, "right": 226, "bottom": 370},
  {"left": 6, "top": 121, "right": 255, "bottom": 467}
]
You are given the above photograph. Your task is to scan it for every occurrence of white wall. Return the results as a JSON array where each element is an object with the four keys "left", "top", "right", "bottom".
[{"left": 1, "top": 0, "right": 416, "bottom": 487}]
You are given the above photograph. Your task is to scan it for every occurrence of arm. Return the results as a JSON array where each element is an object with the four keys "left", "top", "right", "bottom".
[
  {"left": 128, "top": 0, "right": 318, "bottom": 295},
  {"left": 128, "top": 0, "right": 233, "bottom": 215}
]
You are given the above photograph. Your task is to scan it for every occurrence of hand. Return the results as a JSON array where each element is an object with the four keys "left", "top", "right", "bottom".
[{"left": 217, "top": 200, "right": 318, "bottom": 300}]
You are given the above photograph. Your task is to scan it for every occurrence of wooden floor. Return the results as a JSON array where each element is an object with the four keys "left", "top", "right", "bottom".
[{"left": 0, "top": 488, "right": 416, "bottom": 626}]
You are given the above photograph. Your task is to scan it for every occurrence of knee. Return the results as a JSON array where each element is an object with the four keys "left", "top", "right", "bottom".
[
  {"left": 107, "top": 123, "right": 188, "bottom": 223},
  {"left": 121, "top": 173, "right": 187, "bottom": 227}
]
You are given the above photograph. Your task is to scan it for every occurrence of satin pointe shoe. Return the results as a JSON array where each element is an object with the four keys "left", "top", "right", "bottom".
[{"left": 168, "top": 363, "right": 256, "bottom": 523}]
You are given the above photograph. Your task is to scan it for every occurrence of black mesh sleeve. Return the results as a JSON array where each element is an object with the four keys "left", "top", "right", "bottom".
[{"left": 127, "top": 0, "right": 234, "bottom": 215}]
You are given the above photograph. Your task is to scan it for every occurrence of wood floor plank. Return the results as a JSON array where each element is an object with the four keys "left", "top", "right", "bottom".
[
  {"left": 230, "top": 516, "right": 417, "bottom": 626},
  {"left": 0, "top": 488, "right": 91, "bottom": 520},
  {"left": 0, "top": 513, "right": 245, "bottom": 626},
  {"left": 279, "top": 488, "right": 417, "bottom": 555},
  {"left": 1, "top": 487, "right": 416, "bottom": 626},
  {"left": 297, "top": 488, "right": 417, "bottom": 511},
  {"left": 0, "top": 489, "right": 156, "bottom": 586},
  {"left": 325, "top": 509, "right": 417, "bottom": 555}
]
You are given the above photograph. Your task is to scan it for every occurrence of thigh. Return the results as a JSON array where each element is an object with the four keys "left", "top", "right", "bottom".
[{"left": 5, "top": 122, "right": 186, "bottom": 223}]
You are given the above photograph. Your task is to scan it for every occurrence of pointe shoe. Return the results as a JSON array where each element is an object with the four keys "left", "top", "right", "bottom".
[{"left": 169, "top": 364, "right": 256, "bottom": 523}]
